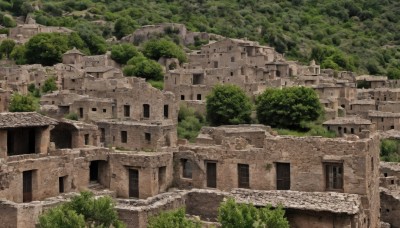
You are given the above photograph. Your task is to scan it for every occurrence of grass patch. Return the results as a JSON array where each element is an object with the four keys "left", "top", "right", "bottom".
[
  {"left": 276, "top": 122, "right": 336, "bottom": 138},
  {"left": 148, "top": 80, "right": 164, "bottom": 90}
]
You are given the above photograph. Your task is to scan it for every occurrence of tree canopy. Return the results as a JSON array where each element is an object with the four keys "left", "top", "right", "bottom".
[
  {"left": 206, "top": 84, "right": 252, "bottom": 126},
  {"left": 143, "top": 38, "right": 187, "bottom": 63},
  {"left": 148, "top": 208, "right": 200, "bottom": 228},
  {"left": 9, "top": 93, "right": 38, "bottom": 112},
  {"left": 0, "top": 39, "right": 16, "bottom": 59},
  {"left": 41, "top": 77, "right": 58, "bottom": 94},
  {"left": 39, "top": 191, "right": 125, "bottom": 228},
  {"left": 111, "top": 44, "right": 141, "bottom": 65},
  {"left": 256, "top": 87, "right": 322, "bottom": 130},
  {"left": 123, "top": 56, "right": 164, "bottom": 81},
  {"left": 218, "top": 198, "right": 289, "bottom": 228}
]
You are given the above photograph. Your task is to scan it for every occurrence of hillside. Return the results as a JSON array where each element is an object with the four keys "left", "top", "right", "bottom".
[{"left": 0, "top": 0, "right": 400, "bottom": 76}]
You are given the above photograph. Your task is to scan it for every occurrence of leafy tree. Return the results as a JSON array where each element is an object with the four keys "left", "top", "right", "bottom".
[
  {"left": 28, "top": 84, "right": 41, "bottom": 97},
  {"left": 123, "top": 57, "right": 164, "bottom": 80},
  {"left": 148, "top": 208, "right": 201, "bottom": 228},
  {"left": 380, "top": 139, "right": 400, "bottom": 162},
  {"left": 25, "top": 33, "right": 69, "bottom": 66},
  {"left": 256, "top": 87, "right": 322, "bottom": 130},
  {"left": 178, "top": 105, "right": 205, "bottom": 141},
  {"left": 143, "top": 38, "right": 187, "bottom": 63},
  {"left": 111, "top": 44, "right": 141, "bottom": 64},
  {"left": 42, "top": 77, "right": 58, "bottom": 93},
  {"left": 114, "top": 17, "right": 137, "bottom": 40},
  {"left": 64, "top": 112, "right": 78, "bottom": 120},
  {"left": 39, "top": 191, "right": 125, "bottom": 228},
  {"left": 10, "top": 45, "right": 26, "bottom": 65},
  {"left": 2, "top": 15, "right": 16, "bottom": 27},
  {"left": 0, "top": 39, "right": 16, "bottom": 59},
  {"left": 9, "top": 93, "right": 38, "bottom": 112},
  {"left": 218, "top": 198, "right": 289, "bottom": 228},
  {"left": 39, "top": 206, "right": 85, "bottom": 228},
  {"left": 206, "top": 84, "right": 252, "bottom": 126},
  {"left": 74, "top": 23, "right": 107, "bottom": 55}
]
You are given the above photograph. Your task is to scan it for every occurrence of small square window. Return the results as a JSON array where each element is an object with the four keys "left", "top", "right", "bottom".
[
  {"left": 103, "top": 109, "right": 107, "bottom": 113},
  {"left": 92, "top": 108, "right": 97, "bottom": 111}
]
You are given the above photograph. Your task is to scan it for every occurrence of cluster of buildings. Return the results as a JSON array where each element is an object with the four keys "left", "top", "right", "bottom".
[{"left": 0, "top": 21, "right": 400, "bottom": 227}]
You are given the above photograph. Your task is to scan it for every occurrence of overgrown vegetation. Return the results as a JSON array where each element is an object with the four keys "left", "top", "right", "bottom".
[
  {"left": 64, "top": 112, "right": 78, "bottom": 121},
  {"left": 257, "top": 87, "right": 322, "bottom": 130},
  {"left": 147, "top": 208, "right": 201, "bottom": 228},
  {"left": 218, "top": 198, "right": 289, "bottom": 228},
  {"left": 1, "top": 0, "right": 399, "bottom": 74},
  {"left": 41, "top": 77, "right": 58, "bottom": 93},
  {"left": 206, "top": 84, "right": 253, "bottom": 126},
  {"left": 39, "top": 191, "right": 125, "bottom": 228},
  {"left": 9, "top": 93, "right": 38, "bottom": 112},
  {"left": 178, "top": 105, "right": 205, "bottom": 142},
  {"left": 380, "top": 139, "right": 400, "bottom": 162}
]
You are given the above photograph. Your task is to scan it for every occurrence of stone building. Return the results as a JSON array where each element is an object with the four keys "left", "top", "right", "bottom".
[
  {"left": 357, "top": 75, "right": 388, "bottom": 89},
  {"left": 369, "top": 111, "right": 400, "bottom": 131},
  {"left": 173, "top": 125, "right": 380, "bottom": 227},
  {"left": 323, "top": 116, "right": 374, "bottom": 137},
  {"left": 379, "top": 162, "right": 400, "bottom": 228},
  {"left": 348, "top": 99, "right": 376, "bottom": 118}
]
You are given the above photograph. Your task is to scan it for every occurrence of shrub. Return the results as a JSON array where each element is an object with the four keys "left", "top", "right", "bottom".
[
  {"left": 148, "top": 208, "right": 200, "bottom": 228},
  {"left": 206, "top": 84, "right": 252, "bottom": 126},
  {"left": 143, "top": 38, "right": 187, "bottom": 63},
  {"left": 9, "top": 93, "right": 38, "bottom": 112}
]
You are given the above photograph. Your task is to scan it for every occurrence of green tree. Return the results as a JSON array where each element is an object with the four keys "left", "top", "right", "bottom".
[
  {"left": 0, "top": 39, "right": 16, "bottom": 59},
  {"left": 111, "top": 44, "right": 141, "bottom": 64},
  {"left": 25, "top": 33, "right": 69, "bottom": 66},
  {"left": 206, "top": 84, "right": 252, "bottom": 126},
  {"left": 113, "top": 17, "right": 137, "bottom": 40},
  {"left": 9, "top": 93, "right": 38, "bottom": 112},
  {"left": 143, "top": 38, "right": 187, "bottom": 63},
  {"left": 178, "top": 105, "right": 205, "bottom": 141},
  {"left": 42, "top": 77, "right": 58, "bottom": 93},
  {"left": 148, "top": 208, "right": 201, "bottom": 228},
  {"left": 256, "top": 87, "right": 322, "bottom": 130},
  {"left": 39, "top": 206, "right": 86, "bottom": 228},
  {"left": 2, "top": 15, "right": 16, "bottom": 27},
  {"left": 218, "top": 198, "right": 289, "bottom": 228},
  {"left": 39, "top": 191, "right": 125, "bottom": 228},
  {"left": 123, "top": 57, "right": 164, "bottom": 80},
  {"left": 10, "top": 45, "right": 26, "bottom": 65}
]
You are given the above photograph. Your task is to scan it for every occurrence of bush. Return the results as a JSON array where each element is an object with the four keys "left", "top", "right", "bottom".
[
  {"left": 65, "top": 112, "right": 78, "bottom": 121},
  {"left": 381, "top": 139, "right": 400, "bottom": 162},
  {"left": 178, "top": 105, "right": 205, "bottom": 142},
  {"left": 148, "top": 208, "right": 200, "bottom": 228},
  {"left": 148, "top": 80, "right": 164, "bottom": 90},
  {"left": 9, "top": 93, "right": 38, "bottom": 112},
  {"left": 42, "top": 77, "right": 58, "bottom": 93},
  {"left": 143, "top": 38, "right": 187, "bottom": 63},
  {"left": 111, "top": 44, "right": 141, "bottom": 64},
  {"left": 123, "top": 57, "right": 164, "bottom": 81},
  {"left": 39, "top": 191, "right": 125, "bottom": 228},
  {"left": 218, "top": 198, "right": 289, "bottom": 228},
  {"left": 256, "top": 87, "right": 322, "bottom": 130},
  {"left": 206, "top": 84, "right": 252, "bottom": 126}
]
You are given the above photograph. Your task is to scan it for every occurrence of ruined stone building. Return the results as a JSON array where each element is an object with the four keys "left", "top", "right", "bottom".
[
  {"left": 0, "top": 115, "right": 383, "bottom": 228},
  {"left": 8, "top": 19, "right": 72, "bottom": 44}
]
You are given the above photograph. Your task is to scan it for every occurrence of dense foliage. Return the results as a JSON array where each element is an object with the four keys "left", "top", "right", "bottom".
[
  {"left": 110, "top": 43, "right": 141, "bottom": 64},
  {"left": 147, "top": 208, "right": 201, "bottom": 228},
  {"left": 143, "top": 38, "right": 187, "bottom": 63},
  {"left": 9, "top": 93, "right": 38, "bottom": 112},
  {"left": 1, "top": 0, "right": 399, "bottom": 74},
  {"left": 39, "top": 191, "right": 125, "bottom": 228},
  {"left": 0, "top": 39, "right": 15, "bottom": 59},
  {"left": 206, "top": 84, "right": 252, "bottom": 126},
  {"left": 178, "top": 105, "right": 205, "bottom": 142},
  {"left": 41, "top": 77, "right": 58, "bottom": 93},
  {"left": 380, "top": 139, "right": 400, "bottom": 162},
  {"left": 123, "top": 55, "right": 164, "bottom": 81},
  {"left": 256, "top": 87, "right": 322, "bottom": 130},
  {"left": 218, "top": 198, "right": 289, "bottom": 228}
]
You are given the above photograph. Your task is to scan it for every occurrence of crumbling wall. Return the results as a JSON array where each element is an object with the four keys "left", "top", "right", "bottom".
[{"left": 380, "top": 188, "right": 400, "bottom": 228}]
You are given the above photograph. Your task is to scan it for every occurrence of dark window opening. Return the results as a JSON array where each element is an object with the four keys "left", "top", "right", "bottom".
[
  {"left": 206, "top": 162, "right": 217, "bottom": 188},
  {"left": 84, "top": 134, "right": 89, "bottom": 145},
  {"left": 193, "top": 74, "right": 204, "bottom": 85},
  {"left": 276, "top": 163, "right": 290, "bottom": 190},
  {"left": 121, "top": 131, "right": 127, "bottom": 143},
  {"left": 231, "top": 57, "right": 235, "bottom": 62},
  {"left": 92, "top": 108, "right": 97, "bottom": 111},
  {"left": 164, "top": 105, "right": 169, "bottom": 118},
  {"left": 103, "top": 109, "right": 107, "bottom": 113},
  {"left": 143, "top": 104, "right": 150, "bottom": 118},
  {"left": 371, "top": 157, "right": 374, "bottom": 171},
  {"left": 145, "top": 133, "right": 151, "bottom": 142},
  {"left": 214, "top": 61, "right": 218, "bottom": 68},
  {"left": 325, "top": 163, "right": 343, "bottom": 190},
  {"left": 182, "top": 159, "right": 192, "bottom": 179},
  {"left": 391, "top": 180, "right": 395, "bottom": 185},
  {"left": 181, "top": 95, "right": 185, "bottom": 100},
  {"left": 123, "top": 105, "right": 130, "bottom": 117},
  {"left": 158, "top": 166, "right": 166, "bottom": 188},
  {"left": 79, "top": 108, "right": 83, "bottom": 118},
  {"left": 384, "top": 173, "right": 388, "bottom": 177},
  {"left": 344, "top": 128, "right": 347, "bottom": 134},
  {"left": 351, "top": 128, "right": 354, "bottom": 134},
  {"left": 7, "top": 128, "right": 36, "bottom": 156},
  {"left": 197, "top": 94, "right": 202, "bottom": 100},
  {"left": 230, "top": 72, "right": 233, "bottom": 76},
  {"left": 59, "top": 176, "right": 67, "bottom": 193},
  {"left": 89, "top": 161, "right": 99, "bottom": 182},
  {"left": 129, "top": 169, "right": 139, "bottom": 198},
  {"left": 391, "top": 125, "right": 395, "bottom": 129},
  {"left": 23, "top": 170, "right": 33, "bottom": 202},
  {"left": 238, "top": 164, "right": 249, "bottom": 188}
]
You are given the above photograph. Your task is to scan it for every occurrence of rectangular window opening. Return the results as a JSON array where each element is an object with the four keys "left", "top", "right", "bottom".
[
  {"left": 238, "top": 164, "right": 249, "bottom": 188},
  {"left": 121, "top": 131, "right": 127, "bottom": 143}
]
